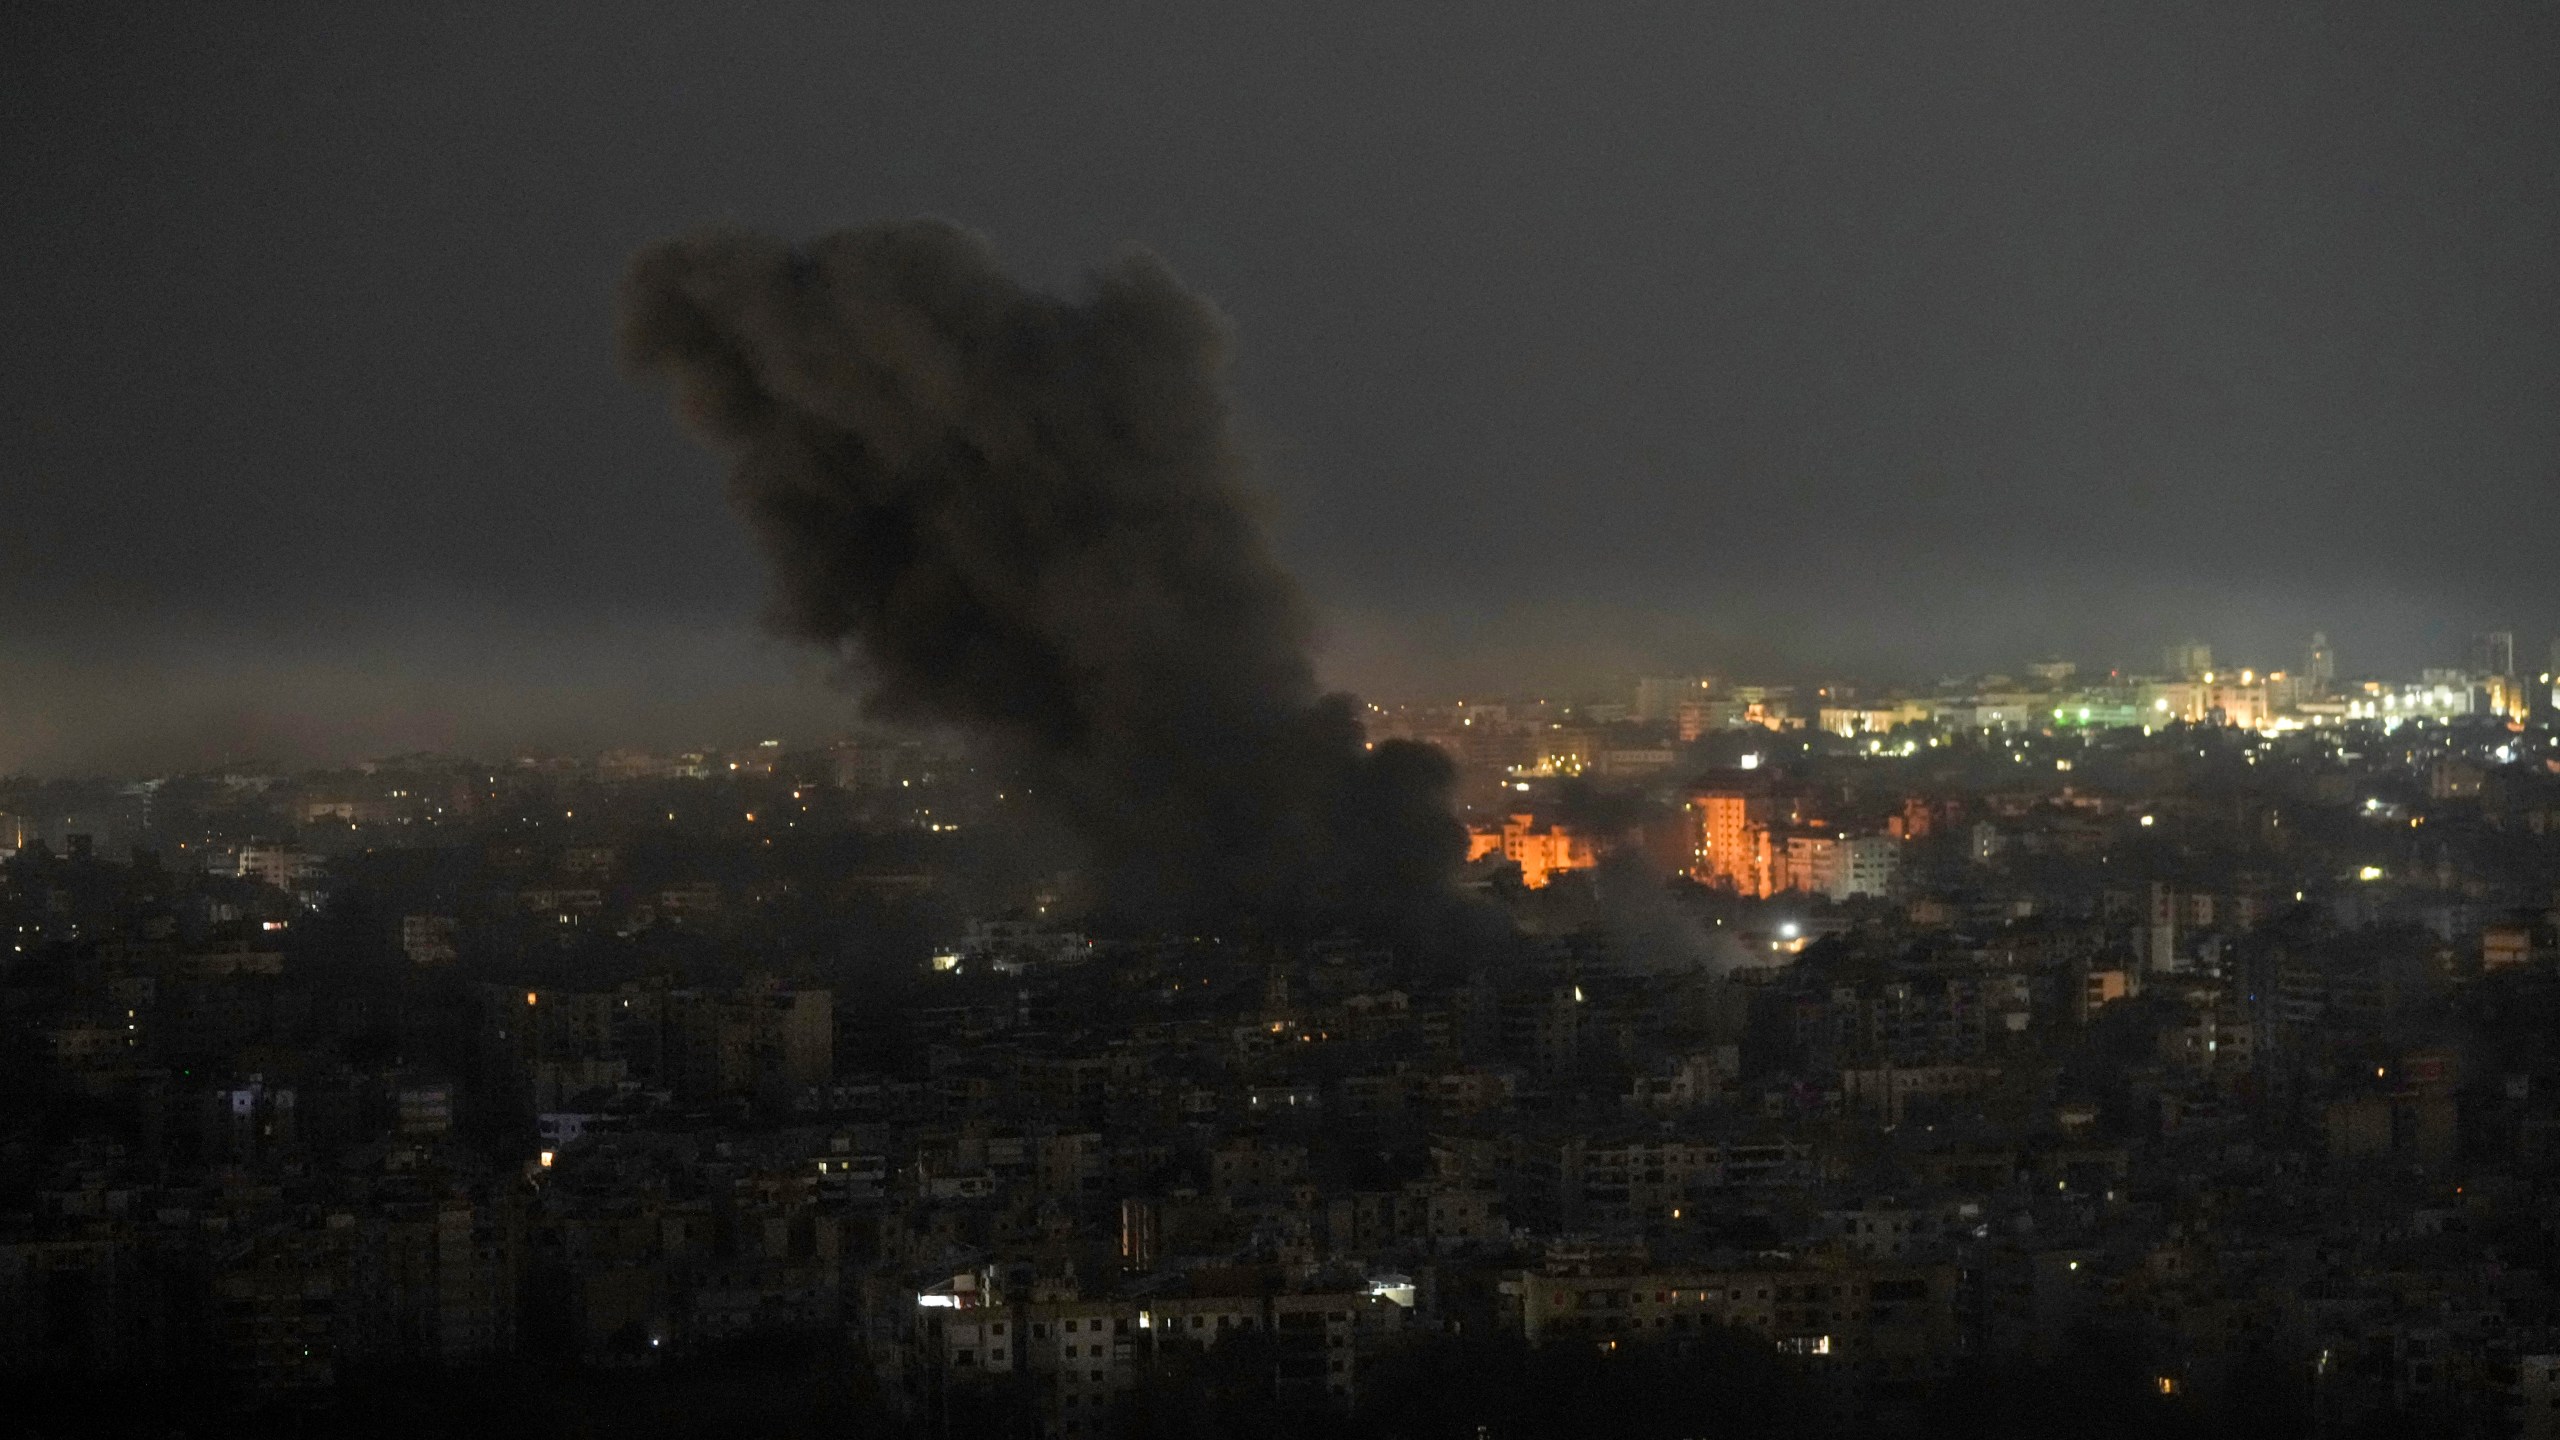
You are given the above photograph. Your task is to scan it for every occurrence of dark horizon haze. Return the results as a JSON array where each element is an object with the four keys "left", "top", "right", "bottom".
[{"left": 6, "top": 3, "right": 2557, "bottom": 775}]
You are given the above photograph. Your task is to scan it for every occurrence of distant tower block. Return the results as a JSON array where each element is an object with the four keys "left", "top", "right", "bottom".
[
  {"left": 2471, "top": 630, "right": 2516, "bottom": 679},
  {"left": 1633, "top": 675, "right": 1713, "bottom": 723},
  {"left": 2162, "top": 641, "right": 2213, "bottom": 679},
  {"left": 2305, "top": 632, "right": 2335, "bottom": 696}
]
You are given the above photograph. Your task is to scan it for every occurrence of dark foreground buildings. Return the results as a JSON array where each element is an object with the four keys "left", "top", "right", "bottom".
[{"left": 14, "top": 671, "right": 2560, "bottom": 1438}]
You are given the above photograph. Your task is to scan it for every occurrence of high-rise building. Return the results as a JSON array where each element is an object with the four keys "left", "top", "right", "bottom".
[
  {"left": 1633, "top": 675, "right": 1713, "bottom": 724},
  {"left": 1779, "top": 831, "right": 1902, "bottom": 900},
  {"left": 1688, "top": 775, "right": 1779, "bottom": 897},
  {"left": 665, "top": 987, "right": 832, "bottom": 1098},
  {"left": 2162, "top": 641, "right": 2213, "bottom": 679},
  {"left": 1781, "top": 832, "right": 1842, "bottom": 897},
  {"left": 1465, "top": 813, "right": 1598, "bottom": 890},
  {"left": 2305, "top": 632, "right": 2335, "bottom": 696},
  {"left": 1840, "top": 835, "right": 1902, "bottom": 900},
  {"left": 2471, "top": 630, "right": 2516, "bottom": 679}
]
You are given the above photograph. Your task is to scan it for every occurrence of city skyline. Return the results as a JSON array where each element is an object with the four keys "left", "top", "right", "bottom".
[
  {"left": 3, "top": 619, "right": 2553, "bottom": 779},
  {"left": 7, "top": 3, "right": 2559, "bottom": 773},
  {"left": 17, "top": 8, "right": 2560, "bottom": 1434}
]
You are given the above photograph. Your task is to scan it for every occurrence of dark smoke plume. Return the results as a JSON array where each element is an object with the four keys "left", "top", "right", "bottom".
[{"left": 620, "top": 220, "right": 1464, "bottom": 933}]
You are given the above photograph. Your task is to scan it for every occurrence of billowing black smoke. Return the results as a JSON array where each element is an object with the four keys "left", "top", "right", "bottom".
[{"left": 620, "top": 219, "right": 1463, "bottom": 934}]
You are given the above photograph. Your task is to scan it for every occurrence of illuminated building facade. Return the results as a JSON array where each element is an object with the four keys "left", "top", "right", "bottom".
[
  {"left": 1466, "top": 813, "right": 1598, "bottom": 889},
  {"left": 1689, "top": 784, "right": 1777, "bottom": 897}
]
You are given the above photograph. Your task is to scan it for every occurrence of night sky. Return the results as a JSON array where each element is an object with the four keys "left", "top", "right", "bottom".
[{"left": 6, "top": 3, "right": 2556, "bottom": 774}]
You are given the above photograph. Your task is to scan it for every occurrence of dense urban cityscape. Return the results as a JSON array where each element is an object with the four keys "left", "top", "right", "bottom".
[
  {"left": 14, "top": 4, "right": 2559, "bottom": 1435},
  {"left": 13, "top": 630, "right": 2560, "bottom": 1438}
]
